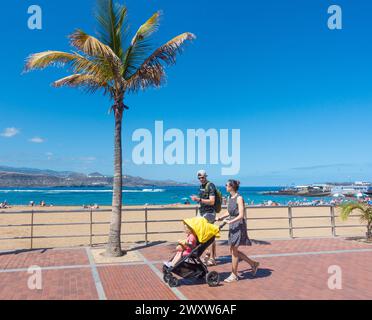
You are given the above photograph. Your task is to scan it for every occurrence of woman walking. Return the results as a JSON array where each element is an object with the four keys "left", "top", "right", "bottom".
[{"left": 217, "top": 180, "right": 260, "bottom": 283}]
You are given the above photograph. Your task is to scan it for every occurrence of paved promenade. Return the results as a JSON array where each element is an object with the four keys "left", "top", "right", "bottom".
[{"left": 0, "top": 237, "right": 371, "bottom": 300}]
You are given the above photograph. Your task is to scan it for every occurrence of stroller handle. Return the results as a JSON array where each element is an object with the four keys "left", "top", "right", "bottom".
[{"left": 218, "top": 221, "right": 228, "bottom": 230}]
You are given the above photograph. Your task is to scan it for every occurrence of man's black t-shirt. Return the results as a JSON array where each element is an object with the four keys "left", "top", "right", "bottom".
[{"left": 199, "top": 181, "right": 217, "bottom": 214}]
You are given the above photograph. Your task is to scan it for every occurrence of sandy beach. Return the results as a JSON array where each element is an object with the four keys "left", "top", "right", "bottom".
[{"left": 0, "top": 205, "right": 366, "bottom": 251}]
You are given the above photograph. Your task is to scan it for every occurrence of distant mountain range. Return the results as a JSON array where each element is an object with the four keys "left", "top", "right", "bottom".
[{"left": 0, "top": 166, "right": 192, "bottom": 187}]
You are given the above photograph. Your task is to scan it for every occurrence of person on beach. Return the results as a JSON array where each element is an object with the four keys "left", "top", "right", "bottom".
[
  {"left": 191, "top": 170, "right": 217, "bottom": 266},
  {"left": 216, "top": 179, "right": 260, "bottom": 283},
  {"left": 164, "top": 222, "right": 197, "bottom": 267}
]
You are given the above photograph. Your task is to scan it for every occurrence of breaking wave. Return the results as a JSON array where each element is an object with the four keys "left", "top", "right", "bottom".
[{"left": 0, "top": 189, "right": 166, "bottom": 194}]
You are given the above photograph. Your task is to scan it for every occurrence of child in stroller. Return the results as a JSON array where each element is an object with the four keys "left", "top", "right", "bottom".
[
  {"left": 163, "top": 217, "right": 225, "bottom": 287},
  {"left": 164, "top": 223, "right": 197, "bottom": 268}
]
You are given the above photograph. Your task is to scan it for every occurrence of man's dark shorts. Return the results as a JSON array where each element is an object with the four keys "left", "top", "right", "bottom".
[{"left": 199, "top": 212, "right": 216, "bottom": 224}]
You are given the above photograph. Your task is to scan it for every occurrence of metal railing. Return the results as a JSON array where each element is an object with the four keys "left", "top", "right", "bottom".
[{"left": 0, "top": 205, "right": 367, "bottom": 250}]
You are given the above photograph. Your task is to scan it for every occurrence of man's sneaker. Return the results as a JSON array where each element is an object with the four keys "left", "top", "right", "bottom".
[{"left": 163, "top": 261, "right": 173, "bottom": 268}]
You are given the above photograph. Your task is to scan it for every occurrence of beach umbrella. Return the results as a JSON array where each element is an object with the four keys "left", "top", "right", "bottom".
[
  {"left": 356, "top": 192, "right": 365, "bottom": 198},
  {"left": 333, "top": 193, "right": 345, "bottom": 198}
]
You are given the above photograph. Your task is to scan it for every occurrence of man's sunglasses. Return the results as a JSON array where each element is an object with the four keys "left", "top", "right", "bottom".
[{"left": 198, "top": 176, "right": 206, "bottom": 180}]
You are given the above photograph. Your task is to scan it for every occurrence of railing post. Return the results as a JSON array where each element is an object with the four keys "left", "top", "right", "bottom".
[
  {"left": 195, "top": 206, "right": 199, "bottom": 217},
  {"left": 145, "top": 207, "right": 148, "bottom": 246},
  {"left": 30, "top": 209, "right": 34, "bottom": 249},
  {"left": 330, "top": 205, "right": 336, "bottom": 237},
  {"left": 288, "top": 206, "right": 294, "bottom": 239},
  {"left": 89, "top": 209, "right": 93, "bottom": 247}
]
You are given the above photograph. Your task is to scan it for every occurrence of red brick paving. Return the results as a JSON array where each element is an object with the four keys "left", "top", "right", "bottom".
[
  {"left": 98, "top": 265, "right": 178, "bottom": 300},
  {"left": 0, "top": 248, "right": 89, "bottom": 270},
  {"left": 0, "top": 238, "right": 371, "bottom": 300},
  {"left": 0, "top": 268, "right": 98, "bottom": 300},
  {"left": 173, "top": 251, "right": 372, "bottom": 300}
]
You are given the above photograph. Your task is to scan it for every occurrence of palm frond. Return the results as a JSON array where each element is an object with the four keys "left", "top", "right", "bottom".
[
  {"left": 24, "top": 50, "right": 113, "bottom": 84},
  {"left": 125, "top": 64, "right": 166, "bottom": 92},
  {"left": 69, "top": 29, "right": 124, "bottom": 83},
  {"left": 24, "top": 51, "right": 79, "bottom": 72},
  {"left": 122, "top": 11, "right": 161, "bottom": 79},
  {"left": 71, "top": 53, "right": 112, "bottom": 79},
  {"left": 95, "top": 0, "right": 128, "bottom": 60},
  {"left": 340, "top": 202, "right": 367, "bottom": 221},
  {"left": 359, "top": 207, "right": 372, "bottom": 224},
  {"left": 69, "top": 29, "right": 117, "bottom": 60},
  {"left": 131, "top": 11, "right": 161, "bottom": 45},
  {"left": 126, "top": 32, "right": 195, "bottom": 91},
  {"left": 53, "top": 74, "right": 110, "bottom": 94}
]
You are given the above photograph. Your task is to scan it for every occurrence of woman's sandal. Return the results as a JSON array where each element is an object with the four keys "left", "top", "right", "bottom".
[
  {"left": 207, "top": 258, "right": 217, "bottom": 266},
  {"left": 251, "top": 262, "right": 260, "bottom": 276},
  {"left": 203, "top": 253, "right": 211, "bottom": 265}
]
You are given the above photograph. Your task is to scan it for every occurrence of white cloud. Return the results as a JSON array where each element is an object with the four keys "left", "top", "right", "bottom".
[
  {"left": 29, "top": 137, "right": 45, "bottom": 143},
  {"left": 1, "top": 127, "right": 20, "bottom": 138}
]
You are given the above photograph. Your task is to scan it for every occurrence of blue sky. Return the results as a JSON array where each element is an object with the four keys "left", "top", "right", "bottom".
[{"left": 1, "top": 0, "right": 372, "bottom": 185}]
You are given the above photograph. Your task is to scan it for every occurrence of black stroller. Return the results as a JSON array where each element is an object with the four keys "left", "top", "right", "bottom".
[{"left": 163, "top": 218, "right": 226, "bottom": 288}]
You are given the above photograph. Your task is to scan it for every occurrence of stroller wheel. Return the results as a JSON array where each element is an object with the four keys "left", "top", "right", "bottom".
[
  {"left": 206, "top": 271, "right": 220, "bottom": 287},
  {"left": 168, "top": 276, "right": 179, "bottom": 288},
  {"left": 163, "top": 272, "right": 171, "bottom": 283}
]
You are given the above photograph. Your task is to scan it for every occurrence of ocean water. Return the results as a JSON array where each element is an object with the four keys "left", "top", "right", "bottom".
[{"left": 0, "top": 186, "right": 334, "bottom": 206}]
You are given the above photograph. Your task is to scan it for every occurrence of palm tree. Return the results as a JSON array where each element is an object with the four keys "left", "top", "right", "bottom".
[
  {"left": 24, "top": 0, "right": 195, "bottom": 257},
  {"left": 340, "top": 202, "right": 372, "bottom": 241}
]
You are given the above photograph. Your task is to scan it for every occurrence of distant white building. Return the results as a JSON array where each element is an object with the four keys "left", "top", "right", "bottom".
[{"left": 331, "top": 182, "right": 371, "bottom": 196}]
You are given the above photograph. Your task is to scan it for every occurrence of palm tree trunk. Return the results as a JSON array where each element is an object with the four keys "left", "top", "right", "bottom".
[
  {"left": 105, "top": 106, "right": 126, "bottom": 257},
  {"left": 367, "top": 222, "right": 372, "bottom": 242}
]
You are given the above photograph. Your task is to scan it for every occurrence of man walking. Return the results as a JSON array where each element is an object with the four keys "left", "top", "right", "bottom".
[{"left": 191, "top": 170, "right": 217, "bottom": 266}]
